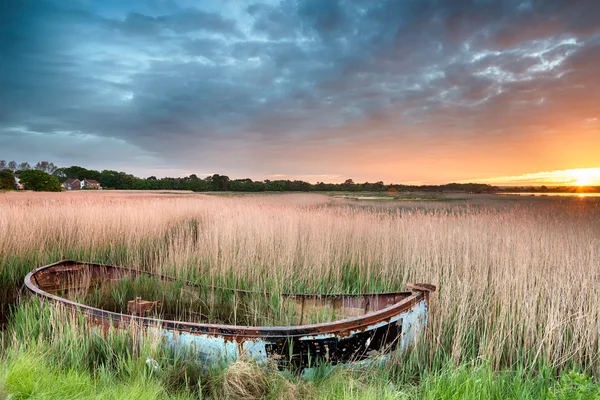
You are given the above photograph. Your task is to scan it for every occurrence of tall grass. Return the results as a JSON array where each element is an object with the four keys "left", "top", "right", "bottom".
[
  {"left": 66, "top": 274, "right": 311, "bottom": 326},
  {"left": 1, "top": 191, "right": 600, "bottom": 377},
  {"left": 3, "top": 299, "right": 592, "bottom": 399}
]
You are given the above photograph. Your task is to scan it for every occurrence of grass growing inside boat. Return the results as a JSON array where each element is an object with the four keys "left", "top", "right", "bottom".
[{"left": 63, "top": 274, "right": 334, "bottom": 326}]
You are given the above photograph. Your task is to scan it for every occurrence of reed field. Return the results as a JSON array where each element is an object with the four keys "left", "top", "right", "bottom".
[{"left": 1, "top": 191, "right": 600, "bottom": 399}]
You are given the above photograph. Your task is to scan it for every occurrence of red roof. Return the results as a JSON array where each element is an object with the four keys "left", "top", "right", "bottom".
[
  {"left": 85, "top": 179, "right": 100, "bottom": 184},
  {"left": 64, "top": 179, "right": 80, "bottom": 185}
]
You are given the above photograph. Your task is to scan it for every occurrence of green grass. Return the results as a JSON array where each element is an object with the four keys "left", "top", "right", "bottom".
[
  {"left": 2, "top": 345, "right": 599, "bottom": 399},
  {"left": 1, "top": 351, "right": 192, "bottom": 400},
  {"left": 66, "top": 274, "right": 312, "bottom": 326},
  {"left": 2, "top": 299, "right": 599, "bottom": 399},
  {"left": 1, "top": 247, "right": 598, "bottom": 398}
]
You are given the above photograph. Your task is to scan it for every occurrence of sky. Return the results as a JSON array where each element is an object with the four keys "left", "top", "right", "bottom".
[{"left": 1, "top": 0, "right": 599, "bottom": 185}]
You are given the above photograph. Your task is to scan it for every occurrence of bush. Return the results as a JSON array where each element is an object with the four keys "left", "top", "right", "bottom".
[
  {"left": 19, "top": 170, "right": 62, "bottom": 192},
  {"left": 0, "top": 169, "right": 14, "bottom": 190}
]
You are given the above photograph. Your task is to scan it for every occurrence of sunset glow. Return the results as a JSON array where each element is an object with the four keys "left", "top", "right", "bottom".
[
  {"left": 569, "top": 169, "right": 600, "bottom": 186},
  {"left": 2, "top": 1, "right": 600, "bottom": 186},
  {"left": 460, "top": 168, "right": 600, "bottom": 187}
]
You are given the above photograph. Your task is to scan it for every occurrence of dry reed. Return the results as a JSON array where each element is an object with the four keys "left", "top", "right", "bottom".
[{"left": 1, "top": 191, "right": 599, "bottom": 373}]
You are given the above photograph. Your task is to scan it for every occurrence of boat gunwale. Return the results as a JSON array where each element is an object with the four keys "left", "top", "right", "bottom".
[{"left": 24, "top": 260, "right": 434, "bottom": 338}]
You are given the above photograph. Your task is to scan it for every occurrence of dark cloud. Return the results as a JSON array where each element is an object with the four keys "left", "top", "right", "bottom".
[
  {"left": 116, "top": 8, "right": 243, "bottom": 37},
  {"left": 1, "top": 0, "right": 599, "bottom": 181}
]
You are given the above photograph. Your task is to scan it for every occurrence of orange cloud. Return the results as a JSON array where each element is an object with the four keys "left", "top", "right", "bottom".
[{"left": 458, "top": 168, "right": 600, "bottom": 186}]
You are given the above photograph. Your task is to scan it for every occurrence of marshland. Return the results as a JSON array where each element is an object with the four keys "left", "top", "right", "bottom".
[{"left": 1, "top": 191, "right": 599, "bottom": 398}]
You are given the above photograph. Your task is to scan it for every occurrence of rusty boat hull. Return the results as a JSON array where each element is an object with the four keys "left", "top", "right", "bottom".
[{"left": 24, "top": 260, "right": 435, "bottom": 368}]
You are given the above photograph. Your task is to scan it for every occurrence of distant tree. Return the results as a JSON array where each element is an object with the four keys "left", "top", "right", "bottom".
[
  {"left": 52, "top": 168, "right": 67, "bottom": 182},
  {"left": 117, "top": 172, "right": 137, "bottom": 189},
  {"left": 63, "top": 166, "right": 101, "bottom": 181},
  {"left": 47, "top": 162, "right": 58, "bottom": 174},
  {"left": 18, "top": 162, "right": 31, "bottom": 171},
  {"left": 7, "top": 161, "right": 17, "bottom": 172},
  {"left": 264, "top": 179, "right": 285, "bottom": 191},
  {"left": 147, "top": 176, "right": 157, "bottom": 180},
  {"left": 0, "top": 170, "right": 14, "bottom": 190},
  {"left": 342, "top": 178, "right": 361, "bottom": 192},
  {"left": 290, "top": 180, "right": 312, "bottom": 191},
  {"left": 35, "top": 161, "right": 58, "bottom": 174},
  {"left": 229, "top": 178, "right": 265, "bottom": 192},
  {"left": 99, "top": 170, "right": 120, "bottom": 188},
  {"left": 183, "top": 177, "right": 210, "bottom": 192},
  {"left": 207, "top": 174, "right": 230, "bottom": 191},
  {"left": 0, "top": 160, "right": 6, "bottom": 170},
  {"left": 19, "top": 170, "right": 61, "bottom": 192}
]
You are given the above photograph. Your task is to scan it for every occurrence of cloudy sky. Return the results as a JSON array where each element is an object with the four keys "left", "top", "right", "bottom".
[{"left": 1, "top": 0, "right": 599, "bottom": 184}]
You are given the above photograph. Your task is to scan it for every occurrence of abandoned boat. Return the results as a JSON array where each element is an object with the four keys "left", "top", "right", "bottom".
[{"left": 24, "top": 260, "right": 435, "bottom": 368}]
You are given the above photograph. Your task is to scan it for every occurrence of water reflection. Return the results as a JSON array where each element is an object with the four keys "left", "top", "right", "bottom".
[{"left": 498, "top": 192, "right": 600, "bottom": 198}]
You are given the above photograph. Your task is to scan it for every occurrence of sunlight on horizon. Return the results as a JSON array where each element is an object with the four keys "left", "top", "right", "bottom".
[
  {"left": 460, "top": 168, "right": 600, "bottom": 186},
  {"left": 569, "top": 169, "right": 599, "bottom": 186}
]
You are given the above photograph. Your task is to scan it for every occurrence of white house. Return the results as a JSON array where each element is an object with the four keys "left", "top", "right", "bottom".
[
  {"left": 61, "top": 178, "right": 102, "bottom": 191},
  {"left": 82, "top": 179, "right": 101, "bottom": 189},
  {"left": 14, "top": 174, "right": 24, "bottom": 190}
]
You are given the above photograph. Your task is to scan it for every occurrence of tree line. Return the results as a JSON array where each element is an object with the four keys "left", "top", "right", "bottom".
[{"left": 2, "top": 159, "right": 504, "bottom": 193}]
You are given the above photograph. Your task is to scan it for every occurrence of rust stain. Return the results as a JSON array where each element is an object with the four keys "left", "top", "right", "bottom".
[{"left": 24, "top": 260, "right": 435, "bottom": 368}]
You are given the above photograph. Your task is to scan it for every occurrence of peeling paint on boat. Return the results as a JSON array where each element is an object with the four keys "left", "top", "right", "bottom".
[{"left": 24, "top": 260, "right": 435, "bottom": 369}]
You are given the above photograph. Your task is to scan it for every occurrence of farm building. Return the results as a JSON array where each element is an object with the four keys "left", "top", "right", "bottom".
[
  {"left": 61, "top": 178, "right": 102, "bottom": 190},
  {"left": 62, "top": 179, "right": 81, "bottom": 190},
  {"left": 82, "top": 179, "right": 101, "bottom": 189}
]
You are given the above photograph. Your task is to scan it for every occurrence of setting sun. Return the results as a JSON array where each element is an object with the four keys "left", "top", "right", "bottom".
[
  {"left": 460, "top": 168, "right": 600, "bottom": 187},
  {"left": 568, "top": 169, "right": 600, "bottom": 186}
]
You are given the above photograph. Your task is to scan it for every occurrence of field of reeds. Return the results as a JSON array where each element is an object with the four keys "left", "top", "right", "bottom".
[{"left": 1, "top": 191, "right": 600, "bottom": 399}]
